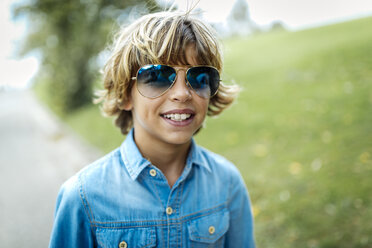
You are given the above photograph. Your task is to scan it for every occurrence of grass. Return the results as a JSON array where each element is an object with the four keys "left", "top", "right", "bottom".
[
  {"left": 204, "top": 17, "right": 372, "bottom": 247},
  {"left": 36, "top": 16, "right": 372, "bottom": 247}
]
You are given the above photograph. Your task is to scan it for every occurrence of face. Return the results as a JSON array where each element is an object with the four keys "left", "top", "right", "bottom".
[{"left": 125, "top": 46, "right": 209, "bottom": 147}]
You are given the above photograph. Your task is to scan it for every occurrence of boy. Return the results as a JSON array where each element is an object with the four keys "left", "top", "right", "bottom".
[{"left": 49, "top": 10, "right": 255, "bottom": 247}]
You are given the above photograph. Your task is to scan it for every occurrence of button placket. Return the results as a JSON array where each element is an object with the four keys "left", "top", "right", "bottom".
[{"left": 165, "top": 181, "right": 184, "bottom": 246}]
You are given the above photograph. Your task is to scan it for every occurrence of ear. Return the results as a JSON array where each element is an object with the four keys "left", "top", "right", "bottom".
[
  {"left": 118, "top": 86, "right": 134, "bottom": 111},
  {"left": 119, "top": 100, "right": 132, "bottom": 111}
]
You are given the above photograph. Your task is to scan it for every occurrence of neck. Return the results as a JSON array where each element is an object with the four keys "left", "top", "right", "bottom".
[{"left": 133, "top": 130, "right": 191, "bottom": 187}]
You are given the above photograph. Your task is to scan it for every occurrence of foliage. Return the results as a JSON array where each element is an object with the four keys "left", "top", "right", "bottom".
[
  {"left": 60, "top": 16, "right": 372, "bottom": 247},
  {"left": 14, "top": 0, "right": 159, "bottom": 114},
  {"left": 227, "top": 0, "right": 258, "bottom": 35},
  {"left": 229, "top": 0, "right": 250, "bottom": 22}
]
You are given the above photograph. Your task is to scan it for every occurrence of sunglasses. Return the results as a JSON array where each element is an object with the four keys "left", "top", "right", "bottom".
[{"left": 131, "top": 64, "right": 220, "bottom": 99}]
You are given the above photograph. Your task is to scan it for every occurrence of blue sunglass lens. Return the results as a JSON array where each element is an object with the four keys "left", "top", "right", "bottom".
[
  {"left": 187, "top": 67, "right": 220, "bottom": 98},
  {"left": 137, "top": 65, "right": 175, "bottom": 87},
  {"left": 137, "top": 65, "right": 176, "bottom": 98}
]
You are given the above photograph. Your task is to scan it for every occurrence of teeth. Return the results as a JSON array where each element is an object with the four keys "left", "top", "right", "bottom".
[{"left": 164, "top": 113, "right": 191, "bottom": 121}]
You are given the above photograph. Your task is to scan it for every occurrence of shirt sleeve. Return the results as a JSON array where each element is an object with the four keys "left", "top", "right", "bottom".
[
  {"left": 225, "top": 170, "right": 256, "bottom": 248},
  {"left": 49, "top": 176, "right": 95, "bottom": 248}
]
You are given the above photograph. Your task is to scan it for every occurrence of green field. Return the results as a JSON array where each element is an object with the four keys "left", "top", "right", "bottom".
[{"left": 58, "top": 17, "right": 372, "bottom": 247}]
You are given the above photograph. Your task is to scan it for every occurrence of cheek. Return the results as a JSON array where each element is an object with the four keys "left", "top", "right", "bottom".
[
  {"left": 132, "top": 97, "right": 162, "bottom": 119},
  {"left": 198, "top": 98, "right": 210, "bottom": 115},
  {"left": 203, "top": 98, "right": 210, "bottom": 109}
]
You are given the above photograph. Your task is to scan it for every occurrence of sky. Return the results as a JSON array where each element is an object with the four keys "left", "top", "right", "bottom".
[{"left": 1, "top": 0, "right": 372, "bottom": 89}]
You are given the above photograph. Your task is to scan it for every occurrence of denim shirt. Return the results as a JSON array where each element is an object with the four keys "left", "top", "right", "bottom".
[{"left": 49, "top": 129, "right": 255, "bottom": 247}]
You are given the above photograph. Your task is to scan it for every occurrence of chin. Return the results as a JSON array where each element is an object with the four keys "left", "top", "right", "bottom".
[{"left": 164, "top": 132, "right": 194, "bottom": 145}]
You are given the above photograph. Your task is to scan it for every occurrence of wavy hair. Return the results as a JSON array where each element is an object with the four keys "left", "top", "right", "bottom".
[{"left": 95, "top": 11, "right": 239, "bottom": 135}]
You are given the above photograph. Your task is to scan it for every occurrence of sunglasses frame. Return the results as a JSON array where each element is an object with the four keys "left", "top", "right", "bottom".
[{"left": 131, "top": 64, "right": 221, "bottom": 99}]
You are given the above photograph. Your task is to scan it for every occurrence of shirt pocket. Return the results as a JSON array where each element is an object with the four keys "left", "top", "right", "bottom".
[
  {"left": 96, "top": 227, "right": 156, "bottom": 248},
  {"left": 187, "top": 210, "right": 230, "bottom": 247}
]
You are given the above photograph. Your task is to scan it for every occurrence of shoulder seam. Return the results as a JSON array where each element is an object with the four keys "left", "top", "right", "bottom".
[{"left": 78, "top": 174, "right": 95, "bottom": 225}]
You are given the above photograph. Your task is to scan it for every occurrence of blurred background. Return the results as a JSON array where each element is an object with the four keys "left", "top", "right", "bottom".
[{"left": 1, "top": 0, "right": 372, "bottom": 247}]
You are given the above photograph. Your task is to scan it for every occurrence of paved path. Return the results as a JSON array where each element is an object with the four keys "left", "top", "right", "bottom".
[{"left": 0, "top": 90, "right": 102, "bottom": 247}]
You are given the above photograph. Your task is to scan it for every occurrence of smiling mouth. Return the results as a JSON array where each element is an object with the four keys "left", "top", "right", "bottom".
[{"left": 162, "top": 113, "right": 192, "bottom": 121}]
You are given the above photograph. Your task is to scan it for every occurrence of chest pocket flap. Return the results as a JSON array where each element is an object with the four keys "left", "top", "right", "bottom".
[
  {"left": 188, "top": 210, "right": 230, "bottom": 244},
  {"left": 96, "top": 227, "right": 156, "bottom": 248}
]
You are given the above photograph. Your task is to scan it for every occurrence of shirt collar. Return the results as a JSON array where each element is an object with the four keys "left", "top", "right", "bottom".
[
  {"left": 120, "top": 129, "right": 211, "bottom": 181},
  {"left": 120, "top": 129, "right": 151, "bottom": 181},
  {"left": 186, "top": 138, "right": 211, "bottom": 173}
]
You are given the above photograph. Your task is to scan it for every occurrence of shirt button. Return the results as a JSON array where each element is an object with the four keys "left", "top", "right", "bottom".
[
  {"left": 149, "top": 169, "right": 157, "bottom": 177},
  {"left": 209, "top": 226, "right": 215, "bottom": 235},
  {"left": 166, "top": 207, "right": 173, "bottom": 215},
  {"left": 119, "top": 241, "right": 127, "bottom": 248}
]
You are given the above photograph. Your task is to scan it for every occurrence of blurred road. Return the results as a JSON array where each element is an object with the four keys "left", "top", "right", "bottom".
[{"left": 0, "top": 90, "right": 101, "bottom": 247}]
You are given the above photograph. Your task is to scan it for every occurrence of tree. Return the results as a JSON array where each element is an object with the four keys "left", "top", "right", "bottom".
[{"left": 13, "top": 0, "right": 159, "bottom": 114}]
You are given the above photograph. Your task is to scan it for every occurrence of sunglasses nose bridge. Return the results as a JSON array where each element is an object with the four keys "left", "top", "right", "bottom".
[
  {"left": 171, "top": 67, "right": 189, "bottom": 88},
  {"left": 169, "top": 68, "right": 192, "bottom": 99}
]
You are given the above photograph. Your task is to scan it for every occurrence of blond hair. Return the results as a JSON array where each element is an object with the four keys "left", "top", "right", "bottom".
[{"left": 95, "top": 11, "right": 239, "bottom": 135}]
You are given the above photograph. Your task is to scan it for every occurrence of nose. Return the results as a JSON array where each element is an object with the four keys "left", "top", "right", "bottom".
[{"left": 169, "top": 69, "right": 192, "bottom": 102}]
